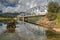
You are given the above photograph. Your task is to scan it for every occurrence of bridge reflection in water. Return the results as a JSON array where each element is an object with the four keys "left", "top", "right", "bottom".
[
  {"left": 0, "top": 21, "right": 47, "bottom": 40},
  {"left": 17, "top": 13, "right": 45, "bottom": 24}
]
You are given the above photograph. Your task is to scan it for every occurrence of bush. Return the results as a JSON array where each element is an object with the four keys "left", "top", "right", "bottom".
[{"left": 47, "top": 13, "right": 57, "bottom": 21}]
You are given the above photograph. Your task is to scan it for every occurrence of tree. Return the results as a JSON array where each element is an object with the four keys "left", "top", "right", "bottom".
[
  {"left": 47, "top": 1, "right": 60, "bottom": 21},
  {"left": 48, "top": 1, "right": 59, "bottom": 13}
]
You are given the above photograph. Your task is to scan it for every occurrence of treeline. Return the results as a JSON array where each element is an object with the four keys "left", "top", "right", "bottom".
[{"left": 0, "top": 13, "right": 20, "bottom": 18}]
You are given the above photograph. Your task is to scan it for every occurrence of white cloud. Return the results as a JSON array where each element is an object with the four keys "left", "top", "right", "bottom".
[
  {"left": 1, "top": 0, "right": 48, "bottom": 13},
  {"left": 0, "top": 3, "right": 5, "bottom": 10},
  {"left": 1, "top": 0, "right": 60, "bottom": 13},
  {"left": 14, "top": 0, "right": 46, "bottom": 12},
  {"left": 2, "top": 7, "right": 15, "bottom": 13}
]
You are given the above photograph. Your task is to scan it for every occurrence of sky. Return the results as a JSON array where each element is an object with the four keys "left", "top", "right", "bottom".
[{"left": 0, "top": 0, "right": 60, "bottom": 13}]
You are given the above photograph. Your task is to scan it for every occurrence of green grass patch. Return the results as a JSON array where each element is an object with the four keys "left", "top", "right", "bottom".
[{"left": 46, "top": 30, "right": 60, "bottom": 40}]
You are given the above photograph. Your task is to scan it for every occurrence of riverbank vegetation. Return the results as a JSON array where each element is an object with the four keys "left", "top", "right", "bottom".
[
  {"left": 47, "top": 1, "right": 60, "bottom": 21},
  {"left": 45, "top": 1, "right": 60, "bottom": 40},
  {"left": 47, "top": 1, "right": 60, "bottom": 28}
]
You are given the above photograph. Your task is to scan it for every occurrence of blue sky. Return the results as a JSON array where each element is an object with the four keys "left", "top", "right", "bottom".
[{"left": 0, "top": 0, "right": 60, "bottom": 13}]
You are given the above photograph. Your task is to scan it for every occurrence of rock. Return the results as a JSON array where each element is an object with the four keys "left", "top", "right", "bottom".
[{"left": 53, "top": 28, "right": 60, "bottom": 33}]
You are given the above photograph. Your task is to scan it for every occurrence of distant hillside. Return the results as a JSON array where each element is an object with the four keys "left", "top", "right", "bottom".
[
  {"left": 0, "top": 13, "right": 20, "bottom": 18},
  {"left": 0, "top": 12, "right": 29, "bottom": 18}
]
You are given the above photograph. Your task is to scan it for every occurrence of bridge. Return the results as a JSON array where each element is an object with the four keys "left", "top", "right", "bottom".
[
  {"left": 17, "top": 5, "right": 47, "bottom": 22},
  {"left": 17, "top": 5, "right": 47, "bottom": 17}
]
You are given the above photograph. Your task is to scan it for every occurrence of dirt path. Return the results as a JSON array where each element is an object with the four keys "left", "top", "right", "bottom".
[{"left": 53, "top": 28, "right": 60, "bottom": 33}]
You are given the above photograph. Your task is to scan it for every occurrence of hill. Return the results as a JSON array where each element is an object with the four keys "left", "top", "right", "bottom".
[{"left": 0, "top": 13, "right": 20, "bottom": 18}]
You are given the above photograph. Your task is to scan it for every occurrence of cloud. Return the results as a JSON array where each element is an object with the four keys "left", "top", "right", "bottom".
[
  {"left": 5, "top": 0, "right": 19, "bottom": 4},
  {"left": 0, "top": 3, "right": 6, "bottom": 11},
  {"left": 14, "top": 0, "right": 48, "bottom": 12},
  {"left": 0, "top": 4, "right": 3, "bottom": 9},
  {"left": 0, "top": 0, "right": 19, "bottom": 7},
  {"left": 2, "top": 7, "right": 15, "bottom": 13},
  {"left": 0, "top": 0, "right": 60, "bottom": 13}
]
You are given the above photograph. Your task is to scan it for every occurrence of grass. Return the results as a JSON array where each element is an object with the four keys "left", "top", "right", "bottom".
[
  {"left": 54, "top": 13, "right": 60, "bottom": 28},
  {"left": 46, "top": 30, "right": 60, "bottom": 40},
  {"left": 46, "top": 12, "right": 60, "bottom": 28},
  {"left": 0, "top": 17, "right": 17, "bottom": 24}
]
